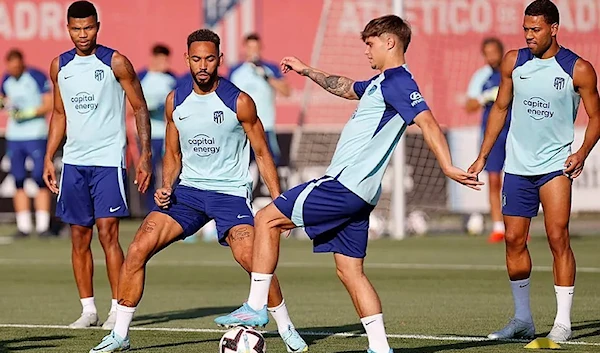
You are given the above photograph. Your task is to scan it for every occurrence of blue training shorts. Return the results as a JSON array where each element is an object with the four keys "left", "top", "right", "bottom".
[
  {"left": 273, "top": 176, "right": 374, "bottom": 258},
  {"left": 502, "top": 170, "right": 567, "bottom": 218},
  {"left": 57, "top": 164, "right": 129, "bottom": 227},
  {"left": 7, "top": 139, "right": 46, "bottom": 188},
  {"left": 154, "top": 185, "right": 254, "bottom": 245}
]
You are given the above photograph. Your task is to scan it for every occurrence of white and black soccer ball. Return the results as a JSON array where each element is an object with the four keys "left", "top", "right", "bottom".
[{"left": 219, "top": 326, "right": 266, "bottom": 353}]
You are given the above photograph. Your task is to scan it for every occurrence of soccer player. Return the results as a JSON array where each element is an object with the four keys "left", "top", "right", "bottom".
[
  {"left": 215, "top": 15, "right": 483, "bottom": 353},
  {"left": 89, "top": 29, "right": 307, "bottom": 353},
  {"left": 468, "top": 0, "right": 600, "bottom": 342},
  {"left": 137, "top": 44, "right": 177, "bottom": 213},
  {"left": 43, "top": 0, "right": 152, "bottom": 330},
  {"left": 229, "top": 33, "right": 291, "bottom": 167},
  {"left": 0, "top": 49, "right": 53, "bottom": 238},
  {"left": 465, "top": 38, "right": 509, "bottom": 243}
]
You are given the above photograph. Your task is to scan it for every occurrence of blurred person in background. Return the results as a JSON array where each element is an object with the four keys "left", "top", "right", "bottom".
[
  {"left": 137, "top": 44, "right": 177, "bottom": 214},
  {"left": 229, "top": 33, "right": 290, "bottom": 170},
  {"left": 465, "top": 38, "right": 508, "bottom": 243},
  {"left": 0, "top": 49, "right": 53, "bottom": 238},
  {"left": 43, "top": 0, "right": 151, "bottom": 331}
]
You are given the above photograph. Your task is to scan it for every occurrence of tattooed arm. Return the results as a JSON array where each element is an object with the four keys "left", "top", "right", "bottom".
[
  {"left": 280, "top": 56, "right": 359, "bottom": 100},
  {"left": 112, "top": 51, "right": 152, "bottom": 192}
]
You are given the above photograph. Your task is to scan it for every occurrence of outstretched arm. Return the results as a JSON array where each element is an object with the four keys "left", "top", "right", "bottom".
[
  {"left": 415, "top": 111, "right": 483, "bottom": 190},
  {"left": 280, "top": 56, "right": 359, "bottom": 100},
  {"left": 563, "top": 59, "right": 600, "bottom": 178},
  {"left": 237, "top": 92, "right": 281, "bottom": 199},
  {"left": 469, "top": 50, "right": 517, "bottom": 175},
  {"left": 43, "top": 57, "right": 66, "bottom": 194},
  {"left": 112, "top": 52, "right": 152, "bottom": 192}
]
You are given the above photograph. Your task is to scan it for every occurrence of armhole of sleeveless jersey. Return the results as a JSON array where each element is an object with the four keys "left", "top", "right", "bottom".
[
  {"left": 174, "top": 79, "right": 193, "bottom": 109},
  {"left": 514, "top": 48, "right": 533, "bottom": 70},
  {"left": 59, "top": 49, "right": 76, "bottom": 70},
  {"left": 96, "top": 45, "right": 115, "bottom": 68},
  {"left": 138, "top": 69, "right": 148, "bottom": 82},
  {"left": 215, "top": 79, "right": 241, "bottom": 114},
  {"left": 555, "top": 48, "right": 579, "bottom": 79}
]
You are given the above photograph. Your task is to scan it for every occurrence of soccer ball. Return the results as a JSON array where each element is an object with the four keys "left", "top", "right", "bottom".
[
  {"left": 219, "top": 326, "right": 266, "bottom": 353},
  {"left": 466, "top": 212, "right": 485, "bottom": 236},
  {"left": 407, "top": 210, "right": 429, "bottom": 235}
]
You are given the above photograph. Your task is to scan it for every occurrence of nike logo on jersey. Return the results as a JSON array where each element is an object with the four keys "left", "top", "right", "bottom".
[
  {"left": 520, "top": 76, "right": 531, "bottom": 80},
  {"left": 237, "top": 214, "right": 250, "bottom": 219},
  {"left": 178, "top": 115, "right": 192, "bottom": 121},
  {"left": 64, "top": 75, "right": 75, "bottom": 79},
  {"left": 109, "top": 206, "right": 122, "bottom": 213}
]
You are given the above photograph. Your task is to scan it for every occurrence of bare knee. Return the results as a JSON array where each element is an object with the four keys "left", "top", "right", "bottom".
[
  {"left": 228, "top": 226, "right": 254, "bottom": 272},
  {"left": 234, "top": 251, "right": 253, "bottom": 273},
  {"left": 336, "top": 262, "right": 364, "bottom": 285},
  {"left": 71, "top": 226, "right": 93, "bottom": 255},
  {"left": 255, "top": 208, "right": 275, "bottom": 232},
  {"left": 255, "top": 205, "right": 291, "bottom": 237},
  {"left": 504, "top": 229, "right": 528, "bottom": 251},
  {"left": 124, "top": 240, "right": 152, "bottom": 270},
  {"left": 97, "top": 221, "right": 120, "bottom": 249},
  {"left": 546, "top": 225, "right": 570, "bottom": 256}
]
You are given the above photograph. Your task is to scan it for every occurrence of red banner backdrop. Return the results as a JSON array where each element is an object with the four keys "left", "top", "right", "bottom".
[{"left": 1, "top": 0, "right": 600, "bottom": 129}]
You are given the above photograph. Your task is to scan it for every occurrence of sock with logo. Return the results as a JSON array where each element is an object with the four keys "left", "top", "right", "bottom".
[
  {"left": 268, "top": 300, "right": 294, "bottom": 335},
  {"left": 361, "top": 313, "right": 390, "bottom": 353},
  {"left": 510, "top": 278, "right": 533, "bottom": 323},
  {"left": 114, "top": 304, "right": 136, "bottom": 338},
  {"left": 553, "top": 285, "right": 574, "bottom": 328},
  {"left": 247, "top": 272, "right": 272, "bottom": 311}
]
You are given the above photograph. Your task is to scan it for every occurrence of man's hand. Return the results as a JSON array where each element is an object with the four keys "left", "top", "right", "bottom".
[
  {"left": 135, "top": 153, "right": 152, "bottom": 193},
  {"left": 563, "top": 151, "right": 586, "bottom": 179},
  {"left": 43, "top": 158, "right": 59, "bottom": 194},
  {"left": 280, "top": 57, "right": 309, "bottom": 75},
  {"left": 154, "top": 187, "right": 172, "bottom": 208},
  {"left": 10, "top": 107, "right": 38, "bottom": 122},
  {"left": 467, "top": 157, "right": 487, "bottom": 179},
  {"left": 444, "top": 165, "right": 484, "bottom": 190},
  {"left": 478, "top": 86, "right": 499, "bottom": 105}
]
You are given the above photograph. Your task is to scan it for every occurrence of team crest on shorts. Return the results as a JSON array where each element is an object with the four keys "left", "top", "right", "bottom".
[
  {"left": 554, "top": 77, "right": 565, "bottom": 90},
  {"left": 95, "top": 69, "right": 104, "bottom": 81},
  {"left": 214, "top": 111, "right": 224, "bottom": 124}
]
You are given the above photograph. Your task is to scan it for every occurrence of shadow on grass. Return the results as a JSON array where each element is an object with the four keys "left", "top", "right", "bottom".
[
  {"left": 132, "top": 306, "right": 238, "bottom": 326},
  {"left": 0, "top": 334, "right": 72, "bottom": 352}
]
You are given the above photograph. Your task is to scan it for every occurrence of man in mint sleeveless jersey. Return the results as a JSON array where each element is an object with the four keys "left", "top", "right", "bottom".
[
  {"left": 469, "top": 0, "right": 600, "bottom": 343},
  {"left": 43, "top": 1, "right": 152, "bottom": 331},
  {"left": 216, "top": 15, "right": 483, "bottom": 353},
  {"left": 89, "top": 29, "right": 307, "bottom": 353},
  {"left": 0, "top": 49, "right": 53, "bottom": 238}
]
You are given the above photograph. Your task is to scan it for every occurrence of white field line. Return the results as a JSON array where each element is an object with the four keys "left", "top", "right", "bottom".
[
  {"left": 0, "top": 323, "right": 598, "bottom": 347},
  {"left": 0, "top": 258, "right": 600, "bottom": 273}
]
